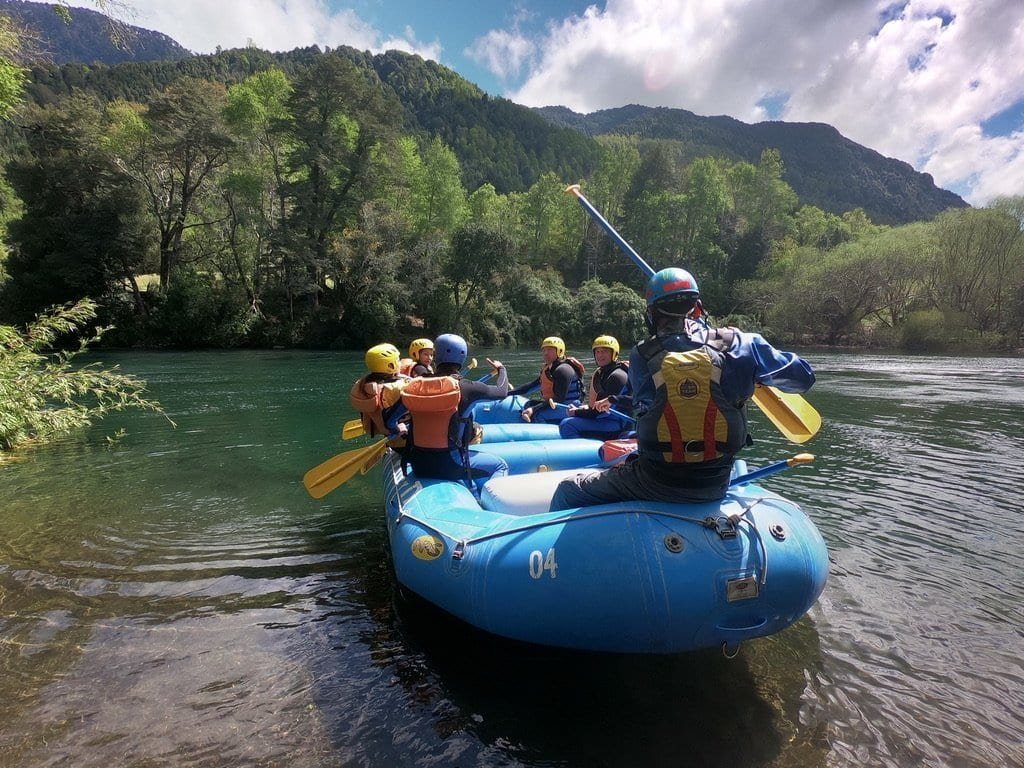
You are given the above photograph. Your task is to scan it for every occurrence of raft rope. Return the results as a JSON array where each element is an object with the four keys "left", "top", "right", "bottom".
[{"left": 395, "top": 495, "right": 771, "bottom": 565}]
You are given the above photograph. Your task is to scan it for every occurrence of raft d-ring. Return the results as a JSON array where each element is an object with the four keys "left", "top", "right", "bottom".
[
  {"left": 721, "top": 641, "right": 741, "bottom": 659},
  {"left": 664, "top": 533, "right": 685, "bottom": 553}
]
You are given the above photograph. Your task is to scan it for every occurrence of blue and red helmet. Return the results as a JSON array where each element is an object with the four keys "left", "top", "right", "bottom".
[
  {"left": 645, "top": 268, "right": 700, "bottom": 307},
  {"left": 433, "top": 333, "right": 468, "bottom": 365}
]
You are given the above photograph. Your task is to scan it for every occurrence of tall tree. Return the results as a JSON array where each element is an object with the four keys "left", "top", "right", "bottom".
[
  {"left": 106, "top": 78, "right": 234, "bottom": 289},
  {"left": 221, "top": 68, "right": 294, "bottom": 316},
  {"left": 278, "top": 53, "right": 399, "bottom": 310},
  {"left": 443, "top": 223, "right": 515, "bottom": 333},
  {"left": 411, "top": 136, "right": 468, "bottom": 236},
  {"left": 2, "top": 96, "right": 150, "bottom": 321}
]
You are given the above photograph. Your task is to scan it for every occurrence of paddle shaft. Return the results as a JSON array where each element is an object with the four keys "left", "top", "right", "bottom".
[
  {"left": 566, "top": 185, "right": 655, "bottom": 277},
  {"left": 555, "top": 401, "right": 634, "bottom": 422},
  {"left": 729, "top": 453, "right": 814, "bottom": 486}
]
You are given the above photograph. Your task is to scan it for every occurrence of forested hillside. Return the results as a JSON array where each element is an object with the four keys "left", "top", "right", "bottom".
[
  {"left": 0, "top": 13, "right": 1020, "bottom": 354},
  {"left": 0, "top": 0, "right": 189, "bottom": 65},
  {"left": 536, "top": 105, "right": 967, "bottom": 225}
]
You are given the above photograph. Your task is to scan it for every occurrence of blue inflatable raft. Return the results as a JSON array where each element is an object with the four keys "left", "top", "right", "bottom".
[{"left": 381, "top": 398, "right": 829, "bottom": 655}]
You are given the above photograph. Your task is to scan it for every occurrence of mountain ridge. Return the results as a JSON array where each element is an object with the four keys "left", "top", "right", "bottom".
[
  {"left": 0, "top": 0, "right": 190, "bottom": 65},
  {"left": 4, "top": 0, "right": 968, "bottom": 224},
  {"left": 533, "top": 104, "right": 966, "bottom": 224}
]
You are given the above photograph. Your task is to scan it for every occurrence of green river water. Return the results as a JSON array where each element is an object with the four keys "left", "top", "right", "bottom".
[{"left": 1, "top": 349, "right": 1022, "bottom": 767}]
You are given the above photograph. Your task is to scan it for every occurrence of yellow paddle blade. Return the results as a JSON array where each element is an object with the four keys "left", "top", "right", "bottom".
[
  {"left": 359, "top": 441, "right": 391, "bottom": 475},
  {"left": 751, "top": 385, "right": 822, "bottom": 444},
  {"left": 342, "top": 418, "right": 365, "bottom": 440},
  {"left": 303, "top": 440, "right": 388, "bottom": 499}
]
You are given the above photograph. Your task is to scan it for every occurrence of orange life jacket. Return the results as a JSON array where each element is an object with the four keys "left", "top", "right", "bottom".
[
  {"left": 398, "top": 358, "right": 415, "bottom": 376},
  {"left": 401, "top": 376, "right": 462, "bottom": 450},
  {"left": 349, "top": 376, "right": 407, "bottom": 437},
  {"left": 539, "top": 357, "right": 586, "bottom": 400}
]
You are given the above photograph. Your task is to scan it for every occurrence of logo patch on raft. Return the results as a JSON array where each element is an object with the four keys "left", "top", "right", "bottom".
[
  {"left": 411, "top": 535, "right": 445, "bottom": 561},
  {"left": 726, "top": 575, "right": 759, "bottom": 601}
]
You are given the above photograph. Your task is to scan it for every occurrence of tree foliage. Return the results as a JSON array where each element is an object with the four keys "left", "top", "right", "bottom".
[{"left": 0, "top": 299, "right": 168, "bottom": 453}]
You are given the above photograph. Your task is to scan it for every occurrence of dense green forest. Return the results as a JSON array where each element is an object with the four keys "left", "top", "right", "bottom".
[{"left": 0, "top": 33, "right": 1021, "bottom": 353}]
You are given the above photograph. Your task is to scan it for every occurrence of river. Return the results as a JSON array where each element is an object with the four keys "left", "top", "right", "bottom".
[{"left": 1, "top": 349, "right": 1022, "bottom": 767}]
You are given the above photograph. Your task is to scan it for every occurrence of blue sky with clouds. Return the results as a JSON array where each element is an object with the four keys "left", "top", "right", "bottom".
[{"left": 56, "top": 0, "right": 1024, "bottom": 207}]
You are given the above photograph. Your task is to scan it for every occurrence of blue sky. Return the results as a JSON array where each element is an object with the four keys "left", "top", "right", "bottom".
[{"left": 55, "top": 1, "right": 1024, "bottom": 207}]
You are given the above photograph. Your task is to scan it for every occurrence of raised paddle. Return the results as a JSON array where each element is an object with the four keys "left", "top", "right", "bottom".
[
  {"left": 342, "top": 357, "right": 479, "bottom": 439},
  {"left": 303, "top": 439, "right": 389, "bottom": 499},
  {"left": 564, "top": 183, "right": 821, "bottom": 444}
]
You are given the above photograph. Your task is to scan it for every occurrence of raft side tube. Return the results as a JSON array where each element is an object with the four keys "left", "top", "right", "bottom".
[{"left": 469, "top": 438, "right": 608, "bottom": 475}]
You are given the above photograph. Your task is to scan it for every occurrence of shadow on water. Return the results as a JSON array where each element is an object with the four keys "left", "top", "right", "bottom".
[{"left": 309, "top": 515, "right": 831, "bottom": 768}]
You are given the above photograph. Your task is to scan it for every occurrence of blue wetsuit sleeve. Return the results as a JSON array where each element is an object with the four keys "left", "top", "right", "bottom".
[
  {"left": 460, "top": 371, "right": 510, "bottom": 407},
  {"left": 733, "top": 332, "right": 815, "bottom": 394},
  {"left": 384, "top": 401, "right": 408, "bottom": 432},
  {"left": 509, "top": 376, "right": 540, "bottom": 397}
]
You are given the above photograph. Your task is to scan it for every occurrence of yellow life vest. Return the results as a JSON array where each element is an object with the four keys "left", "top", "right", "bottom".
[{"left": 636, "top": 339, "right": 746, "bottom": 464}]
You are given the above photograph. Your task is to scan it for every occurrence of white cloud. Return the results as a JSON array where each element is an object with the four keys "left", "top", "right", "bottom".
[
  {"left": 491, "top": 0, "right": 1024, "bottom": 206},
  {"left": 465, "top": 29, "right": 535, "bottom": 82},
  {"left": 66, "top": 0, "right": 441, "bottom": 61}
]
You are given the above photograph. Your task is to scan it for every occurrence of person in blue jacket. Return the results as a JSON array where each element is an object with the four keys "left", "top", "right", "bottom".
[
  {"left": 558, "top": 334, "right": 633, "bottom": 440},
  {"left": 549, "top": 267, "right": 815, "bottom": 511}
]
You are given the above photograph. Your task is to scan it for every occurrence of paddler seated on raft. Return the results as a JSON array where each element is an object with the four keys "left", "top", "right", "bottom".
[
  {"left": 509, "top": 336, "right": 585, "bottom": 424},
  {"left": 558, "top": 334, "right": 634, "bottom": 440},
  {"left": 349, "top": 343, "right": 411, "bottom": 441},
  {"left": 387, "top": 333, "right": 511, "bottom": 491},
  {"left": 549, "top": 267, "right": 815, "bottom": 511},
  {"left": 398, "top": 338, "right": 434, "bottom": 377}
]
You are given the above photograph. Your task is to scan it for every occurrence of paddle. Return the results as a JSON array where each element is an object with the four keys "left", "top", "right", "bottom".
[
  {"left": 751, "top": 386, "right": 821, "bottom": 444},
  {"left": 729, "top": 453, "right": 814, "bottom": 486},
  {"left": 342, "top": 357, "right": 479, "bottom": 439},
  {"left": 555, "top": 401, "right": 634, "bottom": 422},
  {"left": 303, "top": 439, "right": 390, "bottom": 499},
  {"left": 564, "top": 183, "right": 821, "bottom": 444}
]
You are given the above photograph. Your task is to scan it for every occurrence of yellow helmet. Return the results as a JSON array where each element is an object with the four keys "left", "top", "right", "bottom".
[
  {"left": 365, "top": 343, "right": 400, "bottom": 374},
  {"left": 540, "top": 336, "right": 565, "bottom": 358},
  {"left": 408, "top": 338, "right": 434, "bottom": 358},
  {"left": 592, "top": 335, "right": 620, "bottom": 360}
]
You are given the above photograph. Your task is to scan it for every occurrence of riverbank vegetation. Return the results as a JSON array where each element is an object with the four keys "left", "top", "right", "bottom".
[
  {"left": 0, "top": 46, "right": 1021, "bottom": 353},
  {"left": 0, "top": 299, "right": 168, "bottom": 455}
]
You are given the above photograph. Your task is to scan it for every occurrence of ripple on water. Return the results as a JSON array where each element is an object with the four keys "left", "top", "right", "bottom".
[{"left": 2, "top": 350, "right": 1024, "bottom": 767}]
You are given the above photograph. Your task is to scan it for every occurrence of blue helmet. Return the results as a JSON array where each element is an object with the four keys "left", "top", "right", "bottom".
[
  {"left": 645, "top": 268, "right": 700, "bottom": 307},
  {"left": 433, "top": 333, "right": 468, "bottom": 365}
]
